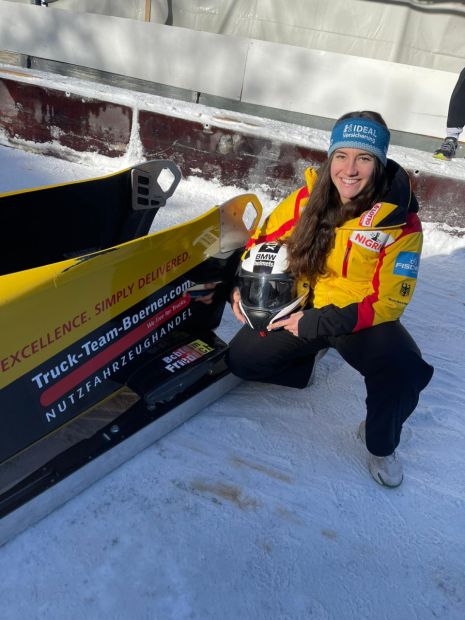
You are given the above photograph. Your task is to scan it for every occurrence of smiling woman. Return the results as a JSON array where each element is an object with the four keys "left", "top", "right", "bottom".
[
  {"left": 328, "top": 114, "right": 390, "bottom": 204},
  {"left": 227, "top": 110, "right": 434, "bottom": 489},
  {"left": 330, "top": 148, "right": 376, "bottom": 204}
]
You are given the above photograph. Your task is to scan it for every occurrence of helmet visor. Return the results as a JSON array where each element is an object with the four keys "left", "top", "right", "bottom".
[{"left": 239, "top": 275, "right": 295, "bottom": 309}]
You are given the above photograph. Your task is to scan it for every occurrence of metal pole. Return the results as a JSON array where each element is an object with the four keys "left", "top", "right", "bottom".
[{"left": 145, "top": 0, "right": 151, "bottom": 22}]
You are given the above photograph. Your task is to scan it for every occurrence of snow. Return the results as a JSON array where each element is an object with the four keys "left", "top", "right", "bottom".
[{"left": 1, "top": 139, "right": 465, "bottom": 618}]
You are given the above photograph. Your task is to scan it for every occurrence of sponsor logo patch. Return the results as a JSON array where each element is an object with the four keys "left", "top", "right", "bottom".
[
  {"left": 343, "top": 123, "right": 378, "bottom": 143},
  {"left": 350, "top": 230, "right": 393, "bottom": 252},
  {"left": 400, "top": 281, "right": 411, "bottom": 297},
  {"left": 393, "top": 252, "right": 420, "bottom": 278},
  {"left": 253, "top": 242, "right": 281, "bottom": 273},
  {"left": 163, "top": 339, "right": 214, "bottom": 373},
  {"left": 359, "top": 203, "right": 382, "bottom": 227}
]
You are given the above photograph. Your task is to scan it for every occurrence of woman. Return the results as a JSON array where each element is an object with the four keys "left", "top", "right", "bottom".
[{"left": 227, "top": 111, "right": 434, "bottom": 488}]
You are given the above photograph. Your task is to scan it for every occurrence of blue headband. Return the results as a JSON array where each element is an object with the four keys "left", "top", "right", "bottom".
[{"left": 328, "top": 117, "right": 390, "bottom": 166}]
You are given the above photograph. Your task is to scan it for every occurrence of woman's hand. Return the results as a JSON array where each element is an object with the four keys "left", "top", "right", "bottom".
[
  {"left": 268, "top": 311, "right": 304, "bottom": 337},
  {"left": 231, "top": 286, "right": 246, "bottom": 324}
]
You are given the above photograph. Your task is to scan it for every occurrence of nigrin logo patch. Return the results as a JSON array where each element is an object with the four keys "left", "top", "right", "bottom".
[
  {"left": 359, "top": 203, "right": 383, "bottom": 227},
  {"left": 350, "top": 230, "right": 392, "bottom": 252}
]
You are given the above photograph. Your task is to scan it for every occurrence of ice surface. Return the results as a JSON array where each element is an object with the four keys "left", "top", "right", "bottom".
[{"left": 0, "top": 139, "right": 464, "bottom": 620}]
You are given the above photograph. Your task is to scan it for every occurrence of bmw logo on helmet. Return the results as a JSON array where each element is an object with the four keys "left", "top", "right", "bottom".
[{"left": 238, "top": 242, "right": 308, "bottom": 332}]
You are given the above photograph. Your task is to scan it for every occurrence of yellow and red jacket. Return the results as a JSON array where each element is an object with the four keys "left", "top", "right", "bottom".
[{"left": 246, "top": 160, "right": 423, "bottom": 339}]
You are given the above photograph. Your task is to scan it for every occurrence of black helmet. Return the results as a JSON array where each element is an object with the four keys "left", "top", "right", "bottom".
[{"left": 238, "top": 242, "right": 307, "bottom": 332}]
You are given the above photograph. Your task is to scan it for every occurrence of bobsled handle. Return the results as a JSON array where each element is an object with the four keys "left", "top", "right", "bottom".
[
  {"left": 218, "top": 193, "right": 263, "bottom": 254},
  {"left": 131, "top": 160, "right": 182, "bottom": 211}
]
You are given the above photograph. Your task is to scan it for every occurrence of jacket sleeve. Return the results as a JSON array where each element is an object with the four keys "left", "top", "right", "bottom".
[
  {"left": 246, "top": 167, "right": 319, "bottom": 248},
  {"left": 298, "top": 213, "right": 423, "bottom": 340},
  {"left": 245, "top": 186, "right": 309, "bottom": 249}
]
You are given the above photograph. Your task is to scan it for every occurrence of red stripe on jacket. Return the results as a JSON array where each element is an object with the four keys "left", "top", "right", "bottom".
[
  {"left": 245, "top": 186, "right": 309, "bottom": 249},
  {"left": 353, "top": 212, "right": 422, "bottom": 331},
  {"left": 354, "top": 247, "right": 385, "bottom": 331}
]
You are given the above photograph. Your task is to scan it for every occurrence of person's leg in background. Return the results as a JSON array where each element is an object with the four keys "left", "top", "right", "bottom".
[{"left": 434, "top": 67, "right": 465, "bottom": 160}]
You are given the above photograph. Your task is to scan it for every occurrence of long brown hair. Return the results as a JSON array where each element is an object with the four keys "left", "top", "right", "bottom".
[{"left": 286, "top": 111, "right": 389, "bottom": 282}]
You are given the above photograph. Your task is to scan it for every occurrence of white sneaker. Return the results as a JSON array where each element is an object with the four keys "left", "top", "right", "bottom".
[
  {"left": 368, "top": 453, "right": 403, "bottom": 488},
  {"left": 357, "top": 421, "right": 404, "bottom": 488}
]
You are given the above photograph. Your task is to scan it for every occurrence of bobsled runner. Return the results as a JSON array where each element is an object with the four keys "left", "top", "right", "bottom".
[{"left": 0, "top": 159, "right": 262, "bottom": 545}]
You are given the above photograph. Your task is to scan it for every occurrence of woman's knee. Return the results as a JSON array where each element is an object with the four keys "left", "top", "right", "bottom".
[
  {"left": 226, "top": 345, "right": 257, "bottom": 379},
  {"left": 226, "top": 325, "right": 315, "bottom": 381},
  {"left": 367, "top": 349, "right": 434, "bottom": 393},
  {"left": 226, "top": 327, "right": 271, "bottom": 379}
]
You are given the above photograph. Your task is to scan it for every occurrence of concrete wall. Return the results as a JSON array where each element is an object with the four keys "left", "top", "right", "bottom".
[{"left": 0, "top": 0, "right": 459, "bottom": 138}]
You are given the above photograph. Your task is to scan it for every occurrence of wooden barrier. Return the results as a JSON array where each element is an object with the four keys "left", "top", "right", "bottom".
[{"left": 0, "top": 71, "right": 463, "bottom": 228}]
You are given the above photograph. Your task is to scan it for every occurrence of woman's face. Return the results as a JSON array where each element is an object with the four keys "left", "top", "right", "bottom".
[{"left": 330, "top": 148, "right": 376, "bottom": 204}]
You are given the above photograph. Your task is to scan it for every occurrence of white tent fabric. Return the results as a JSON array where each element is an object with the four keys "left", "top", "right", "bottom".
[
  {"left": 4, "top": 0, "right": 465, "bottom": 71},
  {"left": 150, "top": 0, "right": 465, "bottom": 72}
]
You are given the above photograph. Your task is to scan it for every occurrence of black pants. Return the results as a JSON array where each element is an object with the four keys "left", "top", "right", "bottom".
[
  {"left": 227, "top": 321, "right": 434, "bottom": 457},
  {"left": 447, "top": 67, "right": 465, "bottom": 129}
]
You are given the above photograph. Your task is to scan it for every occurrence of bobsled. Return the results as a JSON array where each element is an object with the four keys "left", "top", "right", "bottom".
[{"left": 0, "top": 159, "right": 262, "bottom": 545}]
